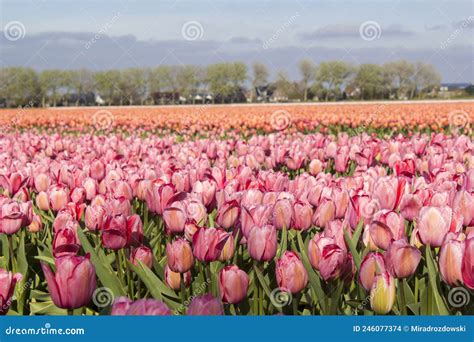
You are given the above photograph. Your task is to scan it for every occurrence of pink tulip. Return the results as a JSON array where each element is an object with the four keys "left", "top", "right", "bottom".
[
  {"left": 101, "top": 214, "right": 128, "bottom": 250},
  {"left": 370, "top": 271, "right": 396, "bottom": 315},
  {"left": 0, "top": 199, "right": 23, "bottom": 234},
  {"left": 192, "top": 227, "right": 231, "bottom": 263},
  {"left": 53, "top": 225, "right": 81, "bottom": 257},
  {"left": 163, "top": 204, "right": 187, "bottom": 234},
  {"left": 276, "top": 251, "right": 308, "bottom": 294},
  {"left": 36, "top": 191, "right": 50, "bottom": 211},
  {"left": 372, "top": 177, "right": 405, "bottom": 210},
  {"left": 369, "top": 210, "right": 405, "bottom": 250},
  {"left": 218, "top": 265, "right": 249, "bottom": 304},
  {"left": 126, "top": 214, "right": 143, "bottom": 247},
  {"left": 384, "top": 238, "right": 421, "bottom": 279},
  {"left": 84, "top": 204, "right": 106, "bottom": 231},
  {"left": 417, "top": 206, "right": 452, "bottom": 247},
  {"left": 359, "top": 252, "right": 386, "bottom": 291},
  {"left": 293, "top": 201, "right": 313, "bottom": 231},
  {"left": 34, "top": 173, "right": 51, "bottom": 192},
  {"left": 28, "top": 214, "right": 43, "bottom": 233},
  {"left": 0, "top": 269, "right": 22, "bottom": 315},
  {"left": 312, "top": 198, "right": 335, "bottom": 228},
  {"left": 166, "top": 238, "right": 194, "bottom": 273},
  {"left": 240, "top": 204, "right": 272, "bottom": 238},
  {"left": 125, "top": 299, "right": 172, "bottom": 315},
  {"left": 41, "top": 254, "right": 96, "bottom": 309},
  {"left": 308, "top": 233, "right": 347, "bottom": 281},
  {"left": 110, "top": 297, "right": 132, "bottom": 315},
  {"left": 130, "top": 246, "right": 153, "bottom": 268},
  {"left": 49, "top": 187, "right": 69, "bottom": 211},
  {"left": 439, "top": 233, "right": 464, "bottom": 286},
  {"left": 216, "top": 200, "right": 239, "bottom": 229},
  {"left": 247, "top": 225, "right": 277, "bottom": 262},
  {"left": 187, "top": 294, "right": 223, "bottom": 315},
  {"left": 89, "top": 159, "right": 106, "bottom": 181},
  {"left": 273, "top": 198, "right": 293, "bottom": 230}
]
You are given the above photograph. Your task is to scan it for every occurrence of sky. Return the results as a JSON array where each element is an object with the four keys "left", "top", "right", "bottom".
[{"left": 0, "top": 0, "right": 473, "bottom": 82}]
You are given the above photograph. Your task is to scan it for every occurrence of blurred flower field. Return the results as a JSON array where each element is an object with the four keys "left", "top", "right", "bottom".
[{"left": 0, "top": 102, "right": 473, "bottom": 316}]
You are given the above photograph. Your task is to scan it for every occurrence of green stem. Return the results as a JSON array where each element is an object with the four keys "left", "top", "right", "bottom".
[
  {"left": 180, "top": 273, "right": 186, "bottom": 304},
  {"left": 399, "top": 279, "right": 407, "bottom": 315},
  {"left": 115, "top": 250, "right": 124, "bottom": 284},
  {"left": 67, "top": 309, "right": 74, "bottom": 315}
]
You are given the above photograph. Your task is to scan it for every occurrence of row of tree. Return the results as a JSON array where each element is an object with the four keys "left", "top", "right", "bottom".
[{"left": 0, "top": 60, "right": 442, "bottom": 107}]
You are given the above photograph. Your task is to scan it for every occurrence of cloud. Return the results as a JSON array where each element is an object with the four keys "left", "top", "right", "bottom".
[
  {"left": 0, "top": 31, "right": 471, "bottom": 82},
  {"left": 425, "top": 24, "right": 447, "bottom": 31},
  {"left": 228, "top": 36, "right": 262, "bottom": 45},
  {"left": 299, "top": 24, "right": 415, "bottom": 40}
]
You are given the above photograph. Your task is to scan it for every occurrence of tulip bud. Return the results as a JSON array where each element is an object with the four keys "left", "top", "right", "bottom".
[
  {"left": 384, "top": 239, "right": 421, "bottom": 279},
  {"left": 370, "top": 271, "right": 396, "bottom": 315},
  {"left": 369, "top": 210, "right": 405, "bottom": 250},
  {"left": 130, "top": 246, "right": 153, "bottom": 268},
  {"left": 438, "top": 233, "right": 464, "bottom": 286},
  {"left": 216, "top": 201, "right": 239, "bottom": 229},
  {"left": 34, "top": 173, "right": 51, "bottom": 192},
  {"left": 186, "top": 294, "right": 224, "bottom": 315},
  {"left": 0, "top": 269, "right": 22, "bottom": 315},
  {"left": 164, "top": 265, "right": 191, "bottom": 290},
  {"left": 49, "top": 187, "right": 68, "bottom": 211},
  {"left": 247, "top": 225, "right": 277, "bottom": 262},
  {"left": 84, "top": 204, "right": 106, "bottom": 231},
  {"left": 28, "top": 214, "right": 43, "bottom": 233},
  {"left": 166, "top": 238, "right": 194, "bottom": 273},
  {"left": 192, "top": 227, "right": 231, "bottom": 263},
  {"left": 101, "top": 214, "right": 128, "bottom": 250},
  {"left": 126, "top": 299, "right": 172, "bottom": 315},
  {"left": 293, "top": 201, "right": 313, "bottom": 231},
  {"left": 218, "top": 265, "right": 249, "bottom": 304},
  {"left": 307, "top": 233, "right": 347, "bottom": 281},
  {"left": 218, "top": 230, "right": 235, "bottom": 262},
  {"left": 359, "top": 252, "right": 386, "bottom": 291},
  {"left": 90, "top": 159, "right": 106, "bottom": 181},
  {"left": 41, "top": 254, "right": 96, "bottom": 309},
  {"left": 276, "top": 251, "right": 308, "bottom": 294},
  {"left": 273, "top": 198, "right": 293, "bottom": 230},
  {"left": 0, "top": 200, "right": 23, "bottom": 235},
  {"left": 36, "top": 191, "right": 50, "bottom": 211},
  {"left": 163, "top": 204, "right": 187, "bottom": 234},
  {"left": 418, "top": 206, "right": 452, "bottom": 247}
]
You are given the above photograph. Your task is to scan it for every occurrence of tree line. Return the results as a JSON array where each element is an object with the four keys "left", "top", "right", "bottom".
[{"left": 0, "top": 59, "right": 442, "bottom": 107}]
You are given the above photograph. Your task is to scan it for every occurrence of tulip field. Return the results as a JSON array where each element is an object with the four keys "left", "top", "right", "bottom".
[{"left": 0, "top": 101, "right": 473, "bottom": 316}]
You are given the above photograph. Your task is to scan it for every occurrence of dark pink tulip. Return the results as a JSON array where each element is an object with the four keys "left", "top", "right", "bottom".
[
  {"left": 384, "top": 239, "right": 421, "bottom": 279},
  {"left": 273, "top": 198, "right": 293, "bottom": 230},
  {"left": 394, "top": 159, "right": 416, "bottom": 177},
  {"left": 41, "top": 254, "right": 96, "bottom": 309},
  {"left": 399, "top": 193, "right": 424, "bottom": 221},
  {"left": 126, "top": 214, "right": 143, "bottom": 247},
  {"left": 163, "top": 204, "right": 187, "bottom": 235},
  {"left": 359, "top": 252, "right": 386, "bottom": 291},
  {"left": 462, "top": 238, "right": 474, "bottom": 289},
  {"left": 166, "top": 238, "right": 194, "bottom": 273},
  {"left": 439, "top": 233, "right": 464, "bottom": 286},
  {"left": 418, "top": 206, "right": 452, "bottom": 247},
  {"left": 53, "top": 225, "right": 81, "bottom": 257},
  {"left": 293, "top": 201, "right": 313, "bottom": 231},
  {"left": 164, "top": 265, "right": 191, "bottom": 290},
  {"left": 187, "top": 294, "right": 224, "bottom": 315},
  {"left": 218, "top": 265, "right": 249, "bottom": 304},
  {"left": 130, "top": 246, "right": 153, "bottom": 268},
  {"left": 0, "top": 269, "right": 22, "bottom": 315},
  {"left": 125, "top": 299, "right": 172, "bottom": 315},
  {"left": 0, "top": 199, "right": 23, "bottom": 234},
  {"left": 192, "top": 227, "right": 231, "bottom": 263},
  {"left": 216, "top": 200, "right": 239, "bottom": 229},
  {"left": 369, "top": 210, "right": 405, "bottom": 250},
  {"left": 276, "top": 251, "right": 308, "bottom": 294},
  {"left": 101, "top": 214, "right": 128, "bottom": 250},
  {"left": 247, "top": 225, "right": 277, "bottom": 262},
  {"left": 110, "top": 297, "right": 132, "bottom": 315}
]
